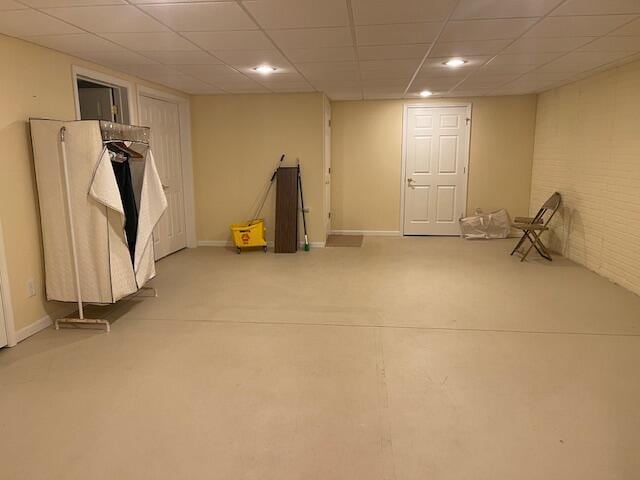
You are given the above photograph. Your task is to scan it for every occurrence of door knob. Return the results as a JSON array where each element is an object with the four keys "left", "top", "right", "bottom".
[{"left": 407, "top": 178, "right": 415, "bottom": 185}]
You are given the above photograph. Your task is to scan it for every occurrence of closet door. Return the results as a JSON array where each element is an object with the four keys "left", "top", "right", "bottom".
[
  {"left": 139, "top": 95, "right": 187, "bottom": 260},
  {"left": 0, "top": 279, "right": 7, "bottom": 348}
]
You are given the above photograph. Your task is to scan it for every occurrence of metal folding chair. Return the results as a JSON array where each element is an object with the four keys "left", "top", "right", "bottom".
[{"left": 510, "top": 192, "right": 561, "bottom": 262}]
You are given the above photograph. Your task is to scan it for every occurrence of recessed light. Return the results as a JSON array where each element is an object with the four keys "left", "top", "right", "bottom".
[
  {"left": 419, "top": 90, "right": 433, "bottom": 97},
  {"left": 253, "top": 65, "right": 277, "bottom": 74},
  {"left": 444, "top": 58, "right": 467, "bottom": 68}
]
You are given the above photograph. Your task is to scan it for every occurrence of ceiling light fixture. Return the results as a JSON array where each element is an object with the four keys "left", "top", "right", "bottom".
[
  {"left": 444, "top": 58, "right": 467, "bottom": 68},
  {"left": 419, "top": 90, "right": 433, "bottom": 97},
  {"left": 253, "top": 65, "right": 277, "bottom": 74}
]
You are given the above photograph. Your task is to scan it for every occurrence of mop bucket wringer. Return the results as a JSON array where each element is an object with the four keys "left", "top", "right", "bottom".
[{"left": 230, "top": 219, "right": 267, "bottom": 253}]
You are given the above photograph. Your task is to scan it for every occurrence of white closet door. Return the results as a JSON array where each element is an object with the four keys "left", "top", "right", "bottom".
[
  {"left": 0, "top": 280, "right": 8, "bottom": 348},
  {"left": 403, "top": 105, "right": 470, "bottom": 235},
  {"left": 139, "top": 95, "right": 187, "bottom": 260}
]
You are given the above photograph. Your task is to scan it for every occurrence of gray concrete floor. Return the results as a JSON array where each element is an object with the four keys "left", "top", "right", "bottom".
[{"left": 1, "top": 237, "right": 639, "bottom": 479}]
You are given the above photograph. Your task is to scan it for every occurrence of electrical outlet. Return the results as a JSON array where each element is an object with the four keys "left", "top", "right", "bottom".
[{"left": 27, "top": 279, "right": 36, "bottom": 297}]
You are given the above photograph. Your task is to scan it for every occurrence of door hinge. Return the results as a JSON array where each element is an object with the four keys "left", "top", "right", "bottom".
[
  {"left": 328, "top": 119, "right": 332, "bottom": 127},
  {"left": 328, "top": 167, "right": 331, "bottom": 174},
  {"left": 328, "top": 212, "right": 332, "bottom": 219},
  {"left": 463, "top": 166, "right": 467, "bottom": 174},
  {"left": 466, "top": 117, "right": 471, "bottom": 125}
]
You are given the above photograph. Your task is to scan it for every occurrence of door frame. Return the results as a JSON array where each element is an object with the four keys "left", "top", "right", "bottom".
[
  {"left": 72, "top": 65, "right": 136, "bottom": 123},
  {"left": 400, "top": 102, "right": 473, "bottom": 236},
  {"left": 0, "top": 219, "right": 17, "bottom": 347},
  {"left": 137, "top": 85, "right": 198, "bottom": 249}
]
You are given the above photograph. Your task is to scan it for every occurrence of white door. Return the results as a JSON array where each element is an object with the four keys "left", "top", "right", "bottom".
[
  {"left": 0, "top": 278, "right": 7, "bottom": 348},
  {"left": 324, "top": 97, "right": 332, "bottom": 234},
  {"left": 403, "top": 105, "right": 470, "bottom": 235},
  {"left": 139, "top": 95, "right": 187, "bottom": 259}
]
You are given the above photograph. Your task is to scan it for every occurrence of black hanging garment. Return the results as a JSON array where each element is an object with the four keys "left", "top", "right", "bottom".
[{"left": 108, "top": 145, "right": 139, "bottom": 262}]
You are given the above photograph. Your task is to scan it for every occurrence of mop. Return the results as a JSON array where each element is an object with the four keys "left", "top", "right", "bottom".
[{"left": 297, "top": 161, "right": 310, "bottom": 251}]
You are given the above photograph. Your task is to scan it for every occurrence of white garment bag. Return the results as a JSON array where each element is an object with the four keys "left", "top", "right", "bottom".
[{"left": 30, "top": 119, "right": 167, "bottom": 305}]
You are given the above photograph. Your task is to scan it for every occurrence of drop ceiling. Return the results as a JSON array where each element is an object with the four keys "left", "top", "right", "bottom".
[{"left": 1, "top": 0, "right": 639, "bottom": 99}]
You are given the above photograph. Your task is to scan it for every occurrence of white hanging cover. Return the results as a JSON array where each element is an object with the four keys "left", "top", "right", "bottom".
[{"left": 30, "top": 119, "right": 167, "bottom": 304}]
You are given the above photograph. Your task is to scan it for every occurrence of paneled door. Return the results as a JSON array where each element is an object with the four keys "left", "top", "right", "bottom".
[
  {"left": 139, "top": 95, "right": 187, "bottom": 259},
  {"left": 403, "top": 105, "right": 470, "bottom": 235},
  {"left": 0, "top": 276, "right": 7, "bottom": 348}
]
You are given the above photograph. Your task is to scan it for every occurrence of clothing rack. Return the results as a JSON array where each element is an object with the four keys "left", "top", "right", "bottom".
[{"left": 55, "top": 122, "right": 156, "bottom": 332}]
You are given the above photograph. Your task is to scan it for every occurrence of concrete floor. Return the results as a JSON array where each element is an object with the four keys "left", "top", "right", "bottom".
[{"left": 1, "top": 237, "right": 639, "bottom": 479}]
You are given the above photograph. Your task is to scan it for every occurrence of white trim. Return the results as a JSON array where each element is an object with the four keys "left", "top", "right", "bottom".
[
  {"left": 137, "top": 86, "right": 198, "bottom": 250},
  {"left": 0, "top": 220, "right": 17, "bottom": 347},
  {"left": 71, "top": 65, "right": 137, "bottom": 123},
  {"left": 329, "top": 230, "right": 401, "bottom": 237},
  {"left": 400, "top": 101, "right": 472, "bottom": 236},
  {"left": 15, "top": 304, "right": 77, "bottom": 343},
  {"left": 198, "top": 240, "right": 326, "bottom": 248}
]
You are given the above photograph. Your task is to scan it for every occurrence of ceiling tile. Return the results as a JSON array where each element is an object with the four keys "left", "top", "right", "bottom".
[
  {"left": 325, "top": 92, "right": 362, "bottom": 100},
  {"left": 552, "top": 0, "right": 640, "bottom": 16},
  {"left": 359, "top": 58, "right": 420, "bottom": 75},
  {"left": 251, "top": 72, "right": 306, "bottom": 83},
  {"left": 431, "top": 39, "right": 511, "bottom": 57},
  {"left": 441, "top": 18, "right": 538, "bottom": 42},
  {"left": 140, "top": 3, "right": 256, "bottom": 32},
  {"left": 140, "top": 50, "right": 222, "bottom": 65},
  {"left": 21, "top": 0, "right": 124, "bottom": 6},
  {"left": 103, "top": 32, "right": 198, "bottom": 51},
  {"left": 479, "top": 62, "right": 540, "bottom": 74},
  {"left": 538, "top": 50, "right": 634, "bottom": 72},
  {"left": 184, "top": 31, "right": 272, "bottom": 51},
  {"left": 174, "top": 64, "right": 252, "bottom": 86},
  {"left": 0, "top": 0, "right": 29, "bottom": 9},
  {"left": 42, "top": 6, "right": 167, "bottom": 33},
  {"left": 351, "top": 0, "right": 456, "bottom": 25},
  {"left": 357, "top": 44, "right": 428, "bottom": 61},
  {"left": 24, "top": 33, "right": 125, "bottom": 53},
  {"left": 578, "top": 35, "right": 640, "bottom": 52},
  {"left": 613, "top": 18, "right": 640, "bottom": 35},
  {"left": 487, "top": 52, "right": 563, "bottom": 65},
  {"left": 460, "top": 73, "right": 520, "bottom": 87},
  {"left": 296, "top": 61, "right": 360, "bottom": 82},
  {"left": 453, "top": 0, "right": 562, "bottom": 20},
  {"left": 506, "top": 36, "right": 596, "bottom": 53},
  {"left": 212, "top": 49, "right": 290, "bottom": 69},
  {"left": 268, "top": 27, "right": 352, "bottom": 49},
  {"left": 267, "top": 83, "right": 315, "bottom": 93},
  {"left": 242, "top": 0, "right": 348, "bottom": 29},
  {"left": 525, "top": 15, "right": 636, "bottom": 38},
  {"left": 283, "top": 46, "right": 357, "bottom": 63},
  {"left": 412, "top": 76, "right": 463, "bottom": 91},
  {"left": 217, "top": 81, "right": 270, "bottom": 94},
  {"left": 77, "top": 50, "right": 158, "bottom": 65},
  {"left": 0, "top": 10, "right": 82, "bottom": 36},
  {"left": 355, "top": 23, "right": 441, "bottom": 46}
]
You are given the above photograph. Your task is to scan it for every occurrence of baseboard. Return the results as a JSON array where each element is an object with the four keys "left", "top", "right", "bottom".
[
  {"left": 197, "top": 240, "right": 231, "bottom": 247},
  {"left": 198, "top": 240, "right": 325, "bottom": 248},
  {"left": 15, "top": 304, "right": 76, "bottom": 343},
  {"left": 329, "top": 230, "right": 402, "bottom": 237}
]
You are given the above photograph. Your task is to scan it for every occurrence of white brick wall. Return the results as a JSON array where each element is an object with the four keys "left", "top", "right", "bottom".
[{"left": 530, "top": 60, "right": 640, "bottom": 296}]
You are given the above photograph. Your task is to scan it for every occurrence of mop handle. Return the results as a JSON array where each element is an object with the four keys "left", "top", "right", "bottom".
[{"left": 253, "top": 154, "right": 285, "bottom": 220}]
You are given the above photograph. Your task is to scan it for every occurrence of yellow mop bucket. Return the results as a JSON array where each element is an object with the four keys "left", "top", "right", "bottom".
[{"left": 230, "top": 219, "right": 267, "bottom": 254}]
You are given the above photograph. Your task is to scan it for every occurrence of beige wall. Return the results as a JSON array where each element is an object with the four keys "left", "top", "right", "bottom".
[
  {"left": 530, "top": 59, "right": 640, "bottom": 296},
  {"left": 191, "top": 93, "right": 325, "bottom": 244},
  {"left": 0, "top": 34, "right": 188, "bottom": 333},
  {"left": 330, "top": 96, "right": 538, "bottom": 232}
]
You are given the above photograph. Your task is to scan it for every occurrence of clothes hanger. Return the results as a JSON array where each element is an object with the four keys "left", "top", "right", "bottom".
[{"left": 107, "top": 141, "right": 143, "bottom": 159}]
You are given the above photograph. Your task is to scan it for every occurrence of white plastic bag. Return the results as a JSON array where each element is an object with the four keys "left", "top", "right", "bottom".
[{"left": 460, "top": 209, "right": 511, "bottom": 239}]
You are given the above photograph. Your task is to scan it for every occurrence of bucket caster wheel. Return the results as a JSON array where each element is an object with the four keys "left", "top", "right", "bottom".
[
  {"left": 236, "top": 247, "right": 241, "bottom": 254},
  {"left": 263, "top": 246, "right": 268, "bottom": 253}
]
